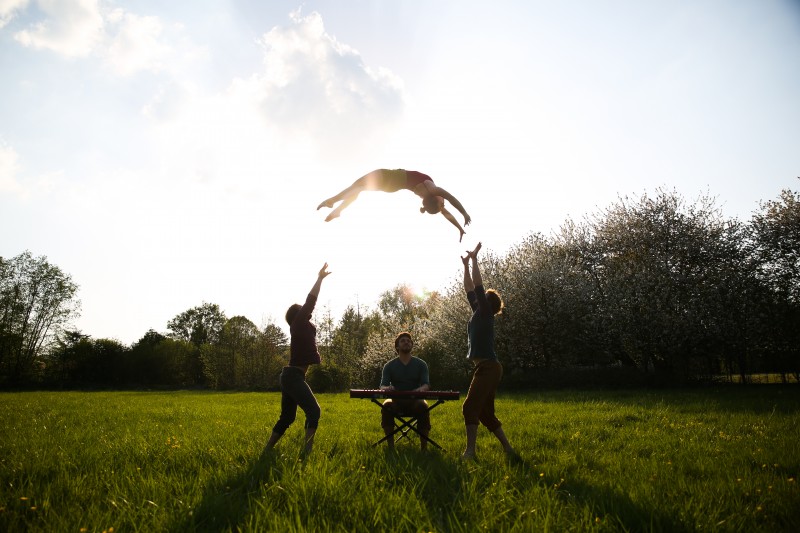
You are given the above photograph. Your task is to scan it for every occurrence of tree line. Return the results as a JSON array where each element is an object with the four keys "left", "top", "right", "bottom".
[{"left": 2, "top": 185, "right": 798, "bottom": 390}]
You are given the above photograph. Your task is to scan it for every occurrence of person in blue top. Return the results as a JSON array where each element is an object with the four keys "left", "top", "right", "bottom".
[
  {"left": 379, "top": 332, "right": 432, "bottom": 450},
  {"left": 460, "top": 243, "right": 519, "bottom": 461},
  {"left": 263, "top": 263, "right": 331, "bottom": 457}
]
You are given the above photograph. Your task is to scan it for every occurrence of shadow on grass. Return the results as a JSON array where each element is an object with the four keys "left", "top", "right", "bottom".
[
  {"left": 176, "top": 449, "right": 283, "bottom": 532},
  {"left": 502, "top": 456, "right": 689, "bottom": 532},
  {"left": 373, "top": 448, "right": 687, "bottom": 531},
  {"left": 378, "top": 447, "right": 464, "bottom": 530}
]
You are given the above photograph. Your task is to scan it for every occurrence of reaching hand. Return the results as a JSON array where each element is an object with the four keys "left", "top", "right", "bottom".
[
  {"left": 466, "top": 242, "right": 482, "bottom": 259},
  {"left": 464, "top": 213, "right": 472, "bottom": 226},
  {"left": 459, "top": 228, "right": 466, "bottom": 243},
  {"left": 461, "top": 254, "right": 470, "bottom": 267},
  {"left": 318, "top": 263, "right": 332, "bottom": 279}
]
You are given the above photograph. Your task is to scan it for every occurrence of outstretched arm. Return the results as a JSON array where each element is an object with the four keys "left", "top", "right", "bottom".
[
  {"left": 440, "top": 206, "right": 466, "bottom": 242},
  {"left": 462, "top": 253, "right": 474, "bottom": 293},
  {"left": 309, "top": 263, "right": 332, "bottom": 297},
  {"left": 468, "top": 243, "right": 483, "bottom": 287},
  {"left": 428, "top": 184, "right": 471, "bottom": 226}
]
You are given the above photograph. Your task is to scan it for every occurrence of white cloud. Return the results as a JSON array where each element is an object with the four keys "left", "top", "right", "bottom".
[
  {"left": 103, "top": 9, "right": 171, "bottom": 76},
  {"left": 10, "top": 1, "right": 199, "bottom": 79},
  {"left": 13, "top": 0, "right": 104, "bottom": 57},
  {"left": 141, "top": 9, "right": 408, "bottom": 187},
  {"left": 253, "top": 10, "right": 405, "bottom": 148},
  {"left": 0, "top": 0, "right": 29, "bottom": 29}
]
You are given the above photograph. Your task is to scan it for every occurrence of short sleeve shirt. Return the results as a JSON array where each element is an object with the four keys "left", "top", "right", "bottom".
[
  {"left": 466, "top": 285, "right": 497, "bottom": 360},
  {"left": 380, "top": 356, "right": 430, "bottom": 391}
]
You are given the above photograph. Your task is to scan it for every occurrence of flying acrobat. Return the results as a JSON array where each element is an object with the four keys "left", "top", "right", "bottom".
[{"left": 317, "top": 169, "right": 472, "bottom": 241}]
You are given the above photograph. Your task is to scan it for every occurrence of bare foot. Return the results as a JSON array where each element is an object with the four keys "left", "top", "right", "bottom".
[{"left": 317, "top": 199, "right": 336, "bottom": 210}]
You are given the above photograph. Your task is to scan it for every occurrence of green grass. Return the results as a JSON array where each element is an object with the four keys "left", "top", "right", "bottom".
[{"left": 1, "top": 388, "right": 798, "bottom": 532}]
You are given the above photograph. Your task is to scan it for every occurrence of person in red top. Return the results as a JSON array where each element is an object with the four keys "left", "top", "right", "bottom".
[
  {"left": 263, "top": 263, "right": 331, "bottom": 456},
  {"left": 316, "top": 169, "right": 472, "bottom": 241}
]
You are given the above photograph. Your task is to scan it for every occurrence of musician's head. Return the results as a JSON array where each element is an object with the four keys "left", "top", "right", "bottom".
[{"left": 394, "top": 331, "right": 413, "bottom": 353}]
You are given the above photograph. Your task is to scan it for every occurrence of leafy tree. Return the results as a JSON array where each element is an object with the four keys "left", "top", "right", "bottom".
[
  {"left": 128, "top": 331, "right": 202, "bottom": 387},
  {"left": 750, "top": 187, "right": 800, "bottom": 303},
  {"left": 167, "top": 302, "right": 226, "bottom": 347},
  {"left": 45, "top": 330, "right": 92, "bottom": 386},
  {"left": 153, "top": 338, "right": 199, "bottom": 386},
  {"left": 201, "top": 316, "right": 287, "bottom": 389},
  {"left": 353, "top": 316, "right": 404, "bottom": 388},
  {"left": 748, "top": 186, "right": 800, "bottom": 380},
  {"left": 226, "top": 315, "right": 263, "bottom": 388},
  {"left": 324, "top": 304, "right": 381, "bottom": 388},
  {"left": 0, "top": 251, "right": 80, "bottom": 385},
  {"left": 261, "top": 321, "right": 289, "bottom": 389},
  {"left": 201, "top": 315, "right": 249, "bottom": 389},
  {"left": 129, "top": 329, "right": 165, "bottom": 385},
  {"left": 422, "top": 283, "right": 472, "bottom": 389},
  {"left": 84, "top": 338, "right": 129, "bottom": 385},
  {"left": 354, "top": 287, "right": 458, "bottom": 390},
  {"left": 587, "top": 189, "right": 742, "bottom": 382},
  {"left": 376, "top": 284, "right": 430, "bottom": 329},
  {"left": 133, "top": 329, "right": 167, "bottom": 348},
  {"left": 46, "top": 334, "right": 128, "bottom": 386},
  {"left": 496, "top": 231, "right": 599, "bottom": 372}
]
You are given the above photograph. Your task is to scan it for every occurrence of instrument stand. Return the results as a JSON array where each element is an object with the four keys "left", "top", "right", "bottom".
[
  {"left": 371, "top": 398, "right": 447, "bottom": 450},
  {"left": 349, "top": 389, "right": 460, "bottom": 451}
]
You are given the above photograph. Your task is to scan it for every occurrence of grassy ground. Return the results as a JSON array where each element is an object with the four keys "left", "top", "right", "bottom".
[{"left": 1, "top": 387, "right": 798, "bottom": 532}]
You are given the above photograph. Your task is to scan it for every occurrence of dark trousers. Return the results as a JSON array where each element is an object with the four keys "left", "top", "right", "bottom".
[
  {"left": 381, "top": 398, "right": 431, "bottom": 432},
  {"left": 272, "top": 366, "right": 321, "bottom": 435}
]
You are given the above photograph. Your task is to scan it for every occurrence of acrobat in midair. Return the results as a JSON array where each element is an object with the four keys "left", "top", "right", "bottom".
[{"left": 317, "top": 169, "right": 472, "bottom": 241}]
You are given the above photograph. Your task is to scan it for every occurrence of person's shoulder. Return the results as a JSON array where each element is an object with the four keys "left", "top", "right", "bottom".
[{"left": 411, "top": 356, "right": 429, "bottom": 366}]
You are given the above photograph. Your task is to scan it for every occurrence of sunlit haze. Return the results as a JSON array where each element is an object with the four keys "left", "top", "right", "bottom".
[{"left": 1, "top": 0, "right": 798, "bottom": 344}]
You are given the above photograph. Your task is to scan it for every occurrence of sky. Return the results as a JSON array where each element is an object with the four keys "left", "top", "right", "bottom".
[{"left": 1, "top": 0, "right": 799, "bottom": 345}]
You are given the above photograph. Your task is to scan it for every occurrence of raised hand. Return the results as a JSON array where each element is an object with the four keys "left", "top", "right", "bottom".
[
  {"left": 465, "top": 242, "right": 482, "bottom": 259},
  {"left": 318, "top": 263, "right": 332, "bottom": 279}
]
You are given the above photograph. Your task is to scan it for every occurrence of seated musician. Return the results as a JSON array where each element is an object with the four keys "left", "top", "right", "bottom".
[{"left": 379, "top": 332, "right": 432, "bottom": 450}]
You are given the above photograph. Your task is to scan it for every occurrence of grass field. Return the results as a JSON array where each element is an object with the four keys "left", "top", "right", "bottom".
[{"left": 1, "top": 387, "right": 798, "bottom": 532}]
